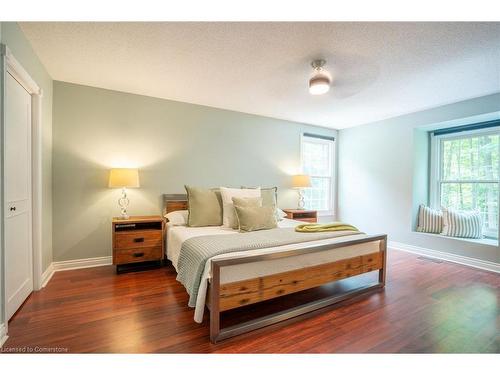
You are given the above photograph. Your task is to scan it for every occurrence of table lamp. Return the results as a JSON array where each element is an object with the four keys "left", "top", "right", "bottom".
[
  {"left": 292, "top": 174, "right": 311, "bottom": 209},
  {"left": 108, "top": 168, "right": 140, "bottom": 219}
]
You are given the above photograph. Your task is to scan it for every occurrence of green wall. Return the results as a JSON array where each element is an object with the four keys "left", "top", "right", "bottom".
[
  {"left": 338, "top": 93, "right": 500, "bottom": 263},
  {"left": 52, "top": 81, "right": 336, "bottom": 262}
]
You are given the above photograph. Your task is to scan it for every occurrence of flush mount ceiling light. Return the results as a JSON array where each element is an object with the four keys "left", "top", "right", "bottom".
[{"left": 309, "top": 59, "right": 331, "bottom": 95}]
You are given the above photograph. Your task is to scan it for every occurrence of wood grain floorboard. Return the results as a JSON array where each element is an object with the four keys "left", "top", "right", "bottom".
[{"left": 1, "top": 249, "right": 498, "bottom": 353}]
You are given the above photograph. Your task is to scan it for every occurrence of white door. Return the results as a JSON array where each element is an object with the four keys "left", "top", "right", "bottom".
[{"left": 5, "top": 72, "right": 33, "bottom": 321}]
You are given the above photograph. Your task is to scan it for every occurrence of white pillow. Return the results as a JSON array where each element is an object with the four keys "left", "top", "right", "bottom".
[
  {"left": 441, "top": 208, "right": 483, "bottom": 239},
  {"left": 416, "top": 204, "right": 443, "bottom": 234},
  {"left": 276, "top": 208, "right": 287, "bottom": 221},
  {"left": 220, "top": 187, "right": 261, "bottom": 228},
  {"left": 165, "top": 210, "right": 188, "bottom": 226}
]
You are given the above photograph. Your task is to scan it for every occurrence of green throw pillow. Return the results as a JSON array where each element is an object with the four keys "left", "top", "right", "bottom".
[
  {"left": 232, "top": 197, "right": 263, "bottom": 207},
  {"left": 185, "top": 185, "right": 222, "bottom": 227},
  {"left": 230, "top": 197, "right": 262, "bottom": 229},
  {"left": 234, "top": 205, "right": 278, "bottom": 232}
]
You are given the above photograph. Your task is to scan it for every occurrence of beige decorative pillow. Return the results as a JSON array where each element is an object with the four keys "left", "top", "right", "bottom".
[
  {"left": 234, "top": 205, "right": 278, "bottom": 232},
  {"left": 185, "top": 185, "right": 223, "bottom": 227},
  {"left": 210, "top": 188, "right": 224, "bottom": 213},
  {"left": 230, "top": 197, "right": 263, "bottom": 229},
  {"left": 241, "top": 186, "right": 277, "bottom": 207},
  {"left": 232, "top": 197, "right": 263, "bottom": 207},
  {"left": 242, "top": 186, "right": 283, "bottom": 220},
  {"left": 220, "top": 187, "right": 261, "bottom": 228}
]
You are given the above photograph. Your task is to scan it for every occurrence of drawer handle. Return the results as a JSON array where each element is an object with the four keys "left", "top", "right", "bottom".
[
  {"left": 10, "top": 206, "right": 16, "bottom": 211},
  {"left": 133, "top": 252, "right": 145, "bottom": 258},
  {"left": 116, "top": 224, "right": 136, "bottom": 229},
  {"left": 133, "top": 237, "right": 145, "bottom": 243}
]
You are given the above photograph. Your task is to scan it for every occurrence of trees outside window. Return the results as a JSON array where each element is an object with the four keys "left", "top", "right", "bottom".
[{"left": 431, "top": 129, "right": 499, "bottom": 239}]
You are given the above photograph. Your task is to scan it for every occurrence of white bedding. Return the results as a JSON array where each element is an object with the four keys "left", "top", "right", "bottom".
[
  {"left": 166, "top": 218, "right": 300, "bottom": 270},
  {"left": 166, "top": 219, "right": 380, "bottom": 323}
]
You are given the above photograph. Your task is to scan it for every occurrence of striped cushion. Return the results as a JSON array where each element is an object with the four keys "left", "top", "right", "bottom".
[
  {"left": 416, "top": 205, "right": 443, "bottom": 234},
  {"left": 441, "top": 208, "right": 483, "bottom": 239}
]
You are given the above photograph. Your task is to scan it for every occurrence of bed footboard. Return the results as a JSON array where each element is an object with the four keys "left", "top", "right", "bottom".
[{"left": 209, "top": 234, "right": 387, "bottom": 343}]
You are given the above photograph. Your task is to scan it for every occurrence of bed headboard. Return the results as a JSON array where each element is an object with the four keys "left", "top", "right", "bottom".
[{"left": 163, "top": 194, "right": 188, "bottom": 216}]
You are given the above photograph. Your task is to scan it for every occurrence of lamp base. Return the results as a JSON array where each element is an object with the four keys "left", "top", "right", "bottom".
[
  {"left": 297, "top": 189, "right": 305, "bottom": 209},
  {"left": 118, "top": 187, "right": 130, "bottom": 220}
]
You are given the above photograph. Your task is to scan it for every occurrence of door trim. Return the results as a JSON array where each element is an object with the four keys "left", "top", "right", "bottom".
[{"left": 1, "top": 45, "right": 43, "bottom": 337}]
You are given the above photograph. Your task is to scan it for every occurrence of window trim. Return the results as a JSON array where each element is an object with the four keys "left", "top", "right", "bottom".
[
  {"left": 430, "top": 126, "right": 500, "bottom": 239},
  {"left": 300, "top": 134, "right": 335, "bottom": 216}
]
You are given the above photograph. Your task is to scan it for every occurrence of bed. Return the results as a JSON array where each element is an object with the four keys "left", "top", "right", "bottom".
[{"left": 163, "top": 194, "right": 387, "bottom": 343}]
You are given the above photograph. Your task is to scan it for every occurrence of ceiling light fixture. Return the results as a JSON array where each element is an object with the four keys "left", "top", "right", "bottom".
[{"left": 309, "top": 59, "right": 331, "bottom": 95}]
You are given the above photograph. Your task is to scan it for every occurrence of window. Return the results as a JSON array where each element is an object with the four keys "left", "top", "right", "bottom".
[
  {"left": 301, "top": 134, "right": 335, "bottom": 214},
  {"left": 430, "top": 126, "right": 500, "bottom": 239}
]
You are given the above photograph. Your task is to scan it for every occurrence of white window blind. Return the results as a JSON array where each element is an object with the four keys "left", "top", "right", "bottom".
[
  {"left": 431, "top": 127, "right": 500, "bottom": 239},
  {"left": 301, "top": 134, "right": 335, "bottom": 214}
]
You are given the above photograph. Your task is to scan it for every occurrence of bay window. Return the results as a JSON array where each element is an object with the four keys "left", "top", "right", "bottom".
[{"left": 430, "top": 124, "right": 500, "bottom": 239}]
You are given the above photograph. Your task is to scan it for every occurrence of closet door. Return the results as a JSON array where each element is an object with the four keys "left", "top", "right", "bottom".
[{"left": 5, "top": 72, "right": 33, "bottom": 321}]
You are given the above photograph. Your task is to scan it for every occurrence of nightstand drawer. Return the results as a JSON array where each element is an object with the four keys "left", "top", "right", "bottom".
[
  {"left": 113, "top": 246, "right": 163, "bottom": 264},
  {"left": 296, "top": 217, "right": 317, "bottom": 223},
  {"left": 114, "top": 230, "right": 162, "bottom": 250}
]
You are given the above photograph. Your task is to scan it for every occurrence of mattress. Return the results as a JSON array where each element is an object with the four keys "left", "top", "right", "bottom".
[{"left": 166, "top": 219, "right": 381, "bottom": 323}]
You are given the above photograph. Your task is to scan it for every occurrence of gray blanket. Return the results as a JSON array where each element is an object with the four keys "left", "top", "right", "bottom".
[{"left": 176, "top": 227, "right": 360, "bottom": 307}]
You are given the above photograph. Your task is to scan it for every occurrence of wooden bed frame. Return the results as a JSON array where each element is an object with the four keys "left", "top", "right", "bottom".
[{"left": 163, "top": 194, "right": 387, "bottom": 343}]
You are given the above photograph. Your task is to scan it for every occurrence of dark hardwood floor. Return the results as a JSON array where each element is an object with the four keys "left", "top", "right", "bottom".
[{"left": 2, "top": 249, "right": 499, "bottom": 353}]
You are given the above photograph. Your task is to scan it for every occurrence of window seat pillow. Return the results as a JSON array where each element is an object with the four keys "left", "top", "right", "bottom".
[
  {"left": 441, "top": 208, "right": 483, "bottom": 239},
  {"left": 416, "top": 204, "right": 443, "bottom": 234}
]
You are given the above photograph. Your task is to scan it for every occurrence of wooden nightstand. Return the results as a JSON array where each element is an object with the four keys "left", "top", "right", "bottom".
[
  {"left": 283, "top": 209, "right": 318, "bottom": 223},
  {"left": 112, "top": 215, "right": 165, "bottom": 273}
]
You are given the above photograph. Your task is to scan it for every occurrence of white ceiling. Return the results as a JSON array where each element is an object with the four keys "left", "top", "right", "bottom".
[{"left": 20, "top": 22, "right": 500, "bottom": 129}]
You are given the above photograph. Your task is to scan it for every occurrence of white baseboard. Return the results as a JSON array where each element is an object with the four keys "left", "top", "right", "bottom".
[
  {"left": 52, "top": 256, "right": 112, "bottom": 272},
  {"left": 38, "top": 256, "right": 113, "bottom": 288},
  {"left": 0, "top": 323, "right": 8, "bottom": 348},
  {"left": 40, "top": 263, "right": 55, "bottom": 288},
  {"left": 389, "top": 241, "right": 500, "bottom": 273}
]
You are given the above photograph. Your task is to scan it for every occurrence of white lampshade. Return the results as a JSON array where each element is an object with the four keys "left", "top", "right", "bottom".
[
  {"left": 108, "top": 168, "right": 140, "bottom": 188},
  {"left": 292, "top": 174, "right": 312, "bottom": 188},
  {"left": 309, "top": 59, "right": 331, "bottom": 95},
  {"left": 309, "top": 77, "right": 330, "bottom": 95}
]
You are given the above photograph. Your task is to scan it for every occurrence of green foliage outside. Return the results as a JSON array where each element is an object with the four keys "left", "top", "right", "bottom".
[{"left": 440, "top": 134, "right": 499, "bottom": 237}]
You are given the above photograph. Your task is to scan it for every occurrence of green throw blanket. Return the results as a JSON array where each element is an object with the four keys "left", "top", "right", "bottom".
[{"left": 295, "top": 222, "right": 359, "bottom": 233}]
